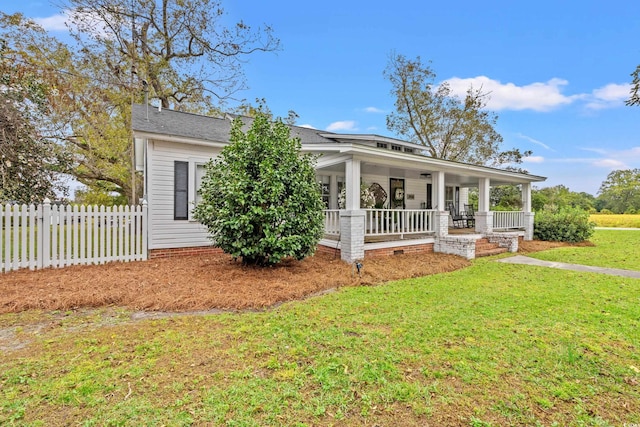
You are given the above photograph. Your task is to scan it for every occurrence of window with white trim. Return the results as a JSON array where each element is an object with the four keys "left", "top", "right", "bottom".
[
  {"left": 195, "top": 163, "right": 206, "bottom": 205},
  {"left": 174, "top": 161, "right": 189, "bottom": 220},
  {"left": 317, "top": 175, "right": 330, "bottom": 208},
  {"left": 174, "top": 159, "right": 211, "bottom": 221}
]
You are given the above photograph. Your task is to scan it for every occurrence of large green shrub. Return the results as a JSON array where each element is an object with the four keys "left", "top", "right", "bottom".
[
  {"left": 193, "top": 113, "right": 325, "bottom": 266},
  {"left": 533, "top": 207, "right": 595, "bottom": 243}
]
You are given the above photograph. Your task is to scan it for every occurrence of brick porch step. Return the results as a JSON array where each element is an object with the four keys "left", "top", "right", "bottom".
[{"left": 475, "top": 238, "right": 508, "bottom": 257}]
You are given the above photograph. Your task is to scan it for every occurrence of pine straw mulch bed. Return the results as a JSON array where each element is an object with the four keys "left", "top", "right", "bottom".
[{"left": 0, "top": 240, "right": 578, "bottom": 314}]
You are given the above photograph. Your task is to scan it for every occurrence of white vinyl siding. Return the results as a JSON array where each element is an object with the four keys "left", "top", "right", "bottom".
[{"left": 147, "top": 140, "right": 221, "bottom": 250}]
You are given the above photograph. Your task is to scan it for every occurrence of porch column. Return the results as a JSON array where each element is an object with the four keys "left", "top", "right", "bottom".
[
  {"left": 521, "top": 183, "right": 532, "bottom": 213},
  {"left": 475, "top": 177, "right": 493, "bottom": 234},
  {"left": 339, "top": 210, "right": 365, "bottom": 263},
  {"left": 523, "top": 212, "right": 535, "bottom": 241},
  {"left": 432, "top": 171, "right": 445, "bottom": 211},
  {"left": 330, "top": 175, "right": 338, "bottom": 209},
  {"left": 345, "top": 158, "right": 361, "bottom": 210},
  {"left": 432, "top": 171, "right": 448, "bottom": 237},
  {"left": 521, "top": 183, "right": 535, "bottom": 240},
  {"left": 341, "top": 158, "right": 365, "bottom": 262}
]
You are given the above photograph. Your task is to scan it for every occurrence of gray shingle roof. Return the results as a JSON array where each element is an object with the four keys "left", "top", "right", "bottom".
[
  {"left": 132, "top": 104, "right": 231, "bottom": 142},
  {"left": 131, "top": 104, "right": 336, "bottom": 144}
]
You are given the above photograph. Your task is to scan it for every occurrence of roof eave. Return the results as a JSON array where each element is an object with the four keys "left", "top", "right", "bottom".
[{"left": 305, "top": 143, "right": 547, "bottom": 183}]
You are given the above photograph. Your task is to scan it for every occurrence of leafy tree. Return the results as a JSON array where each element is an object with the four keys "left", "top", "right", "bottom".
[
  {"left": 65, "top": 0, "right": 279, "bottom": 110},
  {"left": 384, "top": 53, "right": 531, "bottom": 169},
  {"left": 489, "top": 185, "right": 522, "bottom": 210},
  {"left": 1, "top": 1, "right": 279, "bottom": 203},
  {"left": 597, "top": 169, "right": 640, "bottom": 214},
  {"left": 193, "top": 112, "right": 324, "bottom": 267},
  {"left": 0, "top": 32, "right": 70, "bottom": 203},
  {"left": 232, "top": 98, "right": 299, "bottom": 125},
  {"left": 532, "top": 185, "right": 595, "bottom": 212},
  {"left": 628, "top": 64, "right": 640, "bottom": 106},
  {"left": 74, "top": 186, "right": 129, "bottom": 206}
]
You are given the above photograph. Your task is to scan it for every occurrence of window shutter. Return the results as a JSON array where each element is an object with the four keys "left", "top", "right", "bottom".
[{"left": 174, "top": 161, "right": 189, "bottom": 220}]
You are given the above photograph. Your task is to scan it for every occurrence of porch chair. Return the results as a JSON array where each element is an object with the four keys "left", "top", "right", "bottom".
[
  {"left": 463, "top": 204, "right": 476, "bottom": 228},
  {"left": 447, "top": 203, "right": 466, "bottom": 228}
]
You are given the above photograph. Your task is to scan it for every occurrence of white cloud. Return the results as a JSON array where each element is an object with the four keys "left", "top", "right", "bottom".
[
  {"left": 550, "top": 145, "right": 640, "bottom": 171},
  {"left": 326, "top": 120, "right": 358, "bottom": 132},
  {"left": 363, "top": 106, "right": 385, "bottom": 114},
  {"left": 580, "top": 147, "right": 608, "bottom": 155},
  {"left": 33, "top": 13, "right": 69, "bottom": 31},
  {"left": 585, "top": 83, "right": 631, "bottom": 110},
  {"left": 33, "top": 9, "right": 112, "bottom": 38},
  {"left": 523, "top": 155, "right": 545, "bottom": 163},
  {"left": 592, "top": 158, "right": 628, "bottom": 169},
  {"left": 444, "top": 76, "right": 578, "bottom": 112},
  {"left": 515, "top": 133, "right": 554, "bottom": 151},
  {"left": 299, "top": 124, "right": 316, "bottom": 129}
]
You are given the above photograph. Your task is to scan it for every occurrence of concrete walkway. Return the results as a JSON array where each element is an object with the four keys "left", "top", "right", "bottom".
[{"left": 497, "top": 255, "right": 640, "bottom": 279}]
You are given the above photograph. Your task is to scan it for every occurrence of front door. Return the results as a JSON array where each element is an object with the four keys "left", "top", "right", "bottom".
[{"left": 390, "top": 178, "right": 405, "bottom": 209}]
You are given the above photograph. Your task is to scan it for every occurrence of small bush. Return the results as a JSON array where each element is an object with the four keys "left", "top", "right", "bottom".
[
  {"left": 534, "top": 207, "right": 595, "bottom": 243},
  {"left": 599, "top": 209, "right": 613, "bottom": 215}
]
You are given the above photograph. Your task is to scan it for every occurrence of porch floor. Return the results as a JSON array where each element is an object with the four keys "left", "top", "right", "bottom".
[
  {"left": 323, "top": 226, "right": 525, "bottom": 245},
  {"left": 322, "top": 233, "right": 435, "bottom": 243}
]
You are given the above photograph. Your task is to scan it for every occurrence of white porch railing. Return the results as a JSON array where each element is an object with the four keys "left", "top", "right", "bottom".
[
  {"left": 365, "top": 209, "right": 434, "bottom": 237},
  {"left": 1, "top": 200, "right": 147, "bottom": 273},
  {"left": 493, "top": 211, "right": 525, "bottom": 230},
  {"left": 322, "top": 209, "right": 435, "bottom": 238},
  {"left": 323, "top": 209, "right": 341, "bottom": 235}
]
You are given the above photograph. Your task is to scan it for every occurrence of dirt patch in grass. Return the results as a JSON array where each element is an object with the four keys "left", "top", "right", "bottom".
[{"left": 0, "top": 251, "right": 470, "bottom": 314}]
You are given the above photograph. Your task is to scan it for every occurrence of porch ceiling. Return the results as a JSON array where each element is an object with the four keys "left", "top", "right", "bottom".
[{"left": 311, "top": 145, "right": 546, "bottom": 187}]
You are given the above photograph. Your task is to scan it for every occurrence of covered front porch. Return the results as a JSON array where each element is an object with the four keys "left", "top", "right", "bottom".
[
  {"left": 310, "top": 137, "right": 545, "bottom": 263},
  {"left": 321, "top": 208, "right": 528, "bottom": 260}
]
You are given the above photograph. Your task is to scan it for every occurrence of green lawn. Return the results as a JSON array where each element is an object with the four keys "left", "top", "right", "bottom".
[
  {"left": 1, "top": 231, "right": 639, "bottom": 426},
  {"left": 528, "top": 229, "right": 640, "bottom": 271}
]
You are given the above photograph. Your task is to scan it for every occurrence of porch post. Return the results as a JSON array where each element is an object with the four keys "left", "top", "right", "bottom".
[
  {"left": 339, "top": 210, "right": 365, "bottom": 263},
  {"left": 522, "top": 183, "right": 535, "bottom": 240},
  {"left": 521, "top": 183, "right": 532, "bottom": 213},
  {"left": 345, "top": 158, "right": 360, "bottom": 210},
  {"left": 340, "top": 158, "right": 365, "bottom": 262},
  {"left": 432, "top": 171, "right": 448, "bottom": 237},
  {"left": 432, "top": 171, "right": 445, "bottom": 211},
  {"left": 330, "top": 175, "right": 338, "bottom": 209},
  {"left": 475, "top": 177, "right": 493, "bottom": 234}
]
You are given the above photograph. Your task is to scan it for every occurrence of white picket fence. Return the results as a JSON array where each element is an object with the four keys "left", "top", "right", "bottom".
[{"left": 1, "top": 198, "right": 147, "bottom": 273}]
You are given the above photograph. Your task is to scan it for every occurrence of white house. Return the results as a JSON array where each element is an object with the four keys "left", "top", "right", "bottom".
[{"left": 132, "top": 104, "right": 546, "bottom": 263}]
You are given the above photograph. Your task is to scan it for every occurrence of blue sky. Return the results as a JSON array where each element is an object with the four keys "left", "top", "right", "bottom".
[{"left": 5, "top": 0, "right": 640, "bottom": 195}]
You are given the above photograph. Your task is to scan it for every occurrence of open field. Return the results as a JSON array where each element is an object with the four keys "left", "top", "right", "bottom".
[
  {"left": 590, "top": 214, "right": 640, "bottom": 228},
  {"left": 1, "top": 231, "right": 639, "bottom": 426}
]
